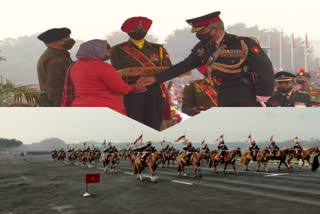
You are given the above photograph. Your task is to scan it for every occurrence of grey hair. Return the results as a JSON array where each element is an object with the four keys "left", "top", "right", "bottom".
[{"left": 208, "top": 21, "right": 225, "bottom": 30}]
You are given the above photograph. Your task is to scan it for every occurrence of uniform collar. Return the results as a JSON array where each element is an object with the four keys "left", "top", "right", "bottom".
[{"left": 128, "top": 39, "right": 151, "bottom": 49}]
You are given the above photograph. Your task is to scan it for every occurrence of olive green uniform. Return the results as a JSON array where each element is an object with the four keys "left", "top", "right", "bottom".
[{"left": 37, "top": 47, "right": 72, "bottom": 106}]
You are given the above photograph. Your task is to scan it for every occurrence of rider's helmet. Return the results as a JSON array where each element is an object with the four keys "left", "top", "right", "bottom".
[{"left": 146, "top": 141, "right": 152, "bottom": 146}]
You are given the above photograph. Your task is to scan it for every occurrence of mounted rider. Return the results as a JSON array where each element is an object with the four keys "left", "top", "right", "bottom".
[
  {"left": 183, "top": 142, "right": 196, "bottom": 164},
  {"left": 249, "top": 140, "right": 260, "bottom": 161},
  {"left": 292, "top": 138, "right": 303, "bottom": 158},
  {"left": 268, "top": 141, "right": 280, "bottom": 158},
  {"left": 218, "top": 140, "right": 228, "bottom": 163},
  {"left": 139, "top": 141, "right": 156, "bottom": 165}
]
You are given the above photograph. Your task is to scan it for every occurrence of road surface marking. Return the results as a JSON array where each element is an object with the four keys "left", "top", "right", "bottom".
[
  {"left": 265, "top": 173, "right": 289, "bottom": 177},
  {"left": 172, "top": 180, "right": 193, "bottom": 185}
]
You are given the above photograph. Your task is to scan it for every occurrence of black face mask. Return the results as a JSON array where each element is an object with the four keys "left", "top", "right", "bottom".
[
  {"left": 278, "top": 87, "right": 292, "bottom": 94},
  {"left": 296, "top": 79, "right": 305, "bottom": 84},
  {"left": 196, "top": 32, "right": 212, "bottom": 43},
  {"left": 128, "top": 30, "right": 147, "bottom": 40},
  {"left": 63, "top": 39, "right": 75, "bottom": 50}
]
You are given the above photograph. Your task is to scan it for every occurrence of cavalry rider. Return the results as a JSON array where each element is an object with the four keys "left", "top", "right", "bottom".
[
  {"left": 103, "top": 144, "right": 115, "bottom": 159},
  {"left": 183, "top": 142, "right": 196, "bottom": 164},
  {"left": 217, "top": 140, "right": 228, "bottom": 163},
  {"left": 292, "top": 139, "right": 303, "bottom": 158},
  {"left": 249, "top": 140, "right": 260, "bottom": 161},
  {"left": 268, "top": 141, "right": 280, "bottom": 158},
  {"left": 161, "top": 144, "right": 170, "bottom": 153},
  {"left": 202, "top": 144, "right": 210, "bottom": 153},
  {"left": 139, "top": 141, "right": 156, "bottom": 164}
]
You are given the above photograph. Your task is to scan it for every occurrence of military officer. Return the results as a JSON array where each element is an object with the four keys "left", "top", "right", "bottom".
[
  {"left": 249, "top": 140, "right": 260, "bottom": 161},
  {"left": 217, "top": 140, "right": 228, "bottom": 163},
  {"left": 182, "top": 76, "right": 218, "bottom": 116},
  {"left": 37, "top": 27, "right": 75, "bottom": 106},
  {"left": 292, "top": 140, "right": 303, "bottom": 158},
  {"left": 139, "top": 11, "right": 275, "bottom": 107},
  {"left": 266, "top": 71, "right": 312, "bottom": 107},
  {"left": 110, "top": 17, "right": 172, "bottom": 131},
  {"left": 183, "top": 142, "right": 196, "bottom": 164},
  {"left": 296, "top": 68, "right": 320, "bottom": 107},
  {"left": 268, "top": 141, "right": 280, "bottom": 158}
]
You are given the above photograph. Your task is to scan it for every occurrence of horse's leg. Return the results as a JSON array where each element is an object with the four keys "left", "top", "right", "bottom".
[
  {"left": 300, "top": 159, "right": 305, "bottom": 169},
  {"left": 177, "top": 161, "right": 181, "bottom": 176},
  {"left": 148, "top": 164, "right": 156, "bottom": 183},
  {"left": 232, "top": 162, "right": 238, "bottom": 176},
  {"left": 223, "top": 163, "right": 227, "bottom": 174},
  {"left": 182, "top": 162, "right": 187, "bottom": 177},
  {"left": 256, "top": 161, "right": 261, "bottom": 172},
  {"left": 213, "top": 161, "right": 218, "bottom": 174},
  {"left": 287, "top": 156, "right": 293, "bottom": 169},
  {"left": 245, "top": 159, "right": 249, "bottom": 171},
  {"left": 306, "top": 158, "right": 311, "bottom": 168},
  {"left": 263, "top": 161, "right": 269, "bottom": 173}
]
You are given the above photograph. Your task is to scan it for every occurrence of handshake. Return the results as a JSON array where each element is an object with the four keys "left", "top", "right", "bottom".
[{"left": 131, "top": 76, "right": 157, "bottom": 93}]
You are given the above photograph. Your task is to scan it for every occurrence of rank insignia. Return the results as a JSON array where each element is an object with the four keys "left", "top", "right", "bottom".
[
  {"left": 251, "top": 46, "right": 261, "bottom": 54},
  {"left": 197, "top": 48, "right": 205, "bottom": 56},
  {"left": 150, "top": 53, "right": 159, "bottom": 61}
]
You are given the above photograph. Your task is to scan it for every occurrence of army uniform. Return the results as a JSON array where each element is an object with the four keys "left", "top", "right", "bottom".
[
  {"left": 37, "top": 28, "right": 73, "bottom": 107},
  {"left": 202, "top": 144, "right": 210, "bottom": 153},
  {"left": 154, "top": 12, "right": 274, "bottom": 107},
  {"left": 296, "top": 70, "right": 320, "bottom": 106},
  {"left": 249, "top": 142, "right": 260, "bottom": 161},
  {"left": 218, "top": 142, "right": 228, "bottom": 163},
  {"left": 268, "top": 142, "right": 280, "bottom": 157},
  {"left": 183, "top": 143, "right": 196, "bottom": 163},
  {"left": 111, "top": 17, "right": 172, "bottom": 131},
  {"left": 292, "top": 142, "right": 303, "bottom": 158},
  {"left": 182, "top": 78, "right": 218, "bottom": 116},
  {"left": 267, "top": 71, "right": 312, "bottom": 107},
  {"left": 138, "top": 143, "right": 156, "bottom": 163}
]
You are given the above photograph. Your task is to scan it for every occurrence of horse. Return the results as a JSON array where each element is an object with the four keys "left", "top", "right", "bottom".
[
  {"left": 102, "top": 152, "right": 119, "bottom": 173},
  {"left": 165, "top": 149, "right": 179, "bottom": 168},
  {"left": 134, "top": 151, "right": 164, "bottom": 183},
  {"left": 68, "top": 151, "right": 78, "bottom": 165},
  {"left": 93, "top": 151, "right": 101, "bottom": 164},
  {"left": 81, "top": 150, "right": 95, "bottom": 168},
  {"left": 51, "top": 151, "right": 58, "bottom": 161},
  {"left": 197, "top": 151, "right": 210, "bottom": 164},
  {"left": 286, "top": 147, "right": 319, "bottom": 169},
  {"left": 268, "top": 149, "right": 290, "bottom": 171},
  {"left": 209, "top": 148, "right": 242, "bottom": 176},
  {"left": 57, "top": 151, "right": 66, "bottom": 161},
  {"left": 177, "top": 151, "right": 202, "bottom": 177},
  {"left": 240, "top": 148, "right": 270, "bottom": 172}
]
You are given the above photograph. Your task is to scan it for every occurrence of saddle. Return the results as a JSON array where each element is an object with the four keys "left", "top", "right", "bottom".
[
  {"left": 275, "top": 151, "right": 281, "bottom": 157},
  {"left": 215, "top": 154, "right": 227, "bottom": 160}
]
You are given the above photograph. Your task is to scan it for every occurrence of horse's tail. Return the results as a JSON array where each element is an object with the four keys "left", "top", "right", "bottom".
[{"left": 312, "top": 155, "right": 319, "bottom": 171}]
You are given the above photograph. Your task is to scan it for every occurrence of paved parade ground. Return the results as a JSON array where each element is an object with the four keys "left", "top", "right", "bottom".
[{"left": 1, "top": 155, "right": 320, "bottom": 214}]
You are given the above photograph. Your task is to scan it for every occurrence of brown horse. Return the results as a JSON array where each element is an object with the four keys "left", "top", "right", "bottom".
[
  {"left": 51, "top": 151, "right": 58, "bottom": 161},
  {"left": 165, "top": 149, "right": 179, "bottom": 168},
  {"left": 177, "top": 152, "right": 201, "bottom": 177},
  {"left": 134, "top": 152, "right": 164, "bottom": 183},
  {"left": 240, "top": 148, "right": 270, "bottom": 172},
  {"left": 268, "top": 149, "right": 290, "bottom": 171},
  {"left": 286, "top": 147, "right": 319, "bottom": 169},
  {"left": 68, "top": 151, "right": 78, "bottom": 165},
  {"left": 57, "top": 151, "right": 66, "bottom": 161},
  {"left": 102, "top": 152, "right": 119, "bottom": 173},
  {"left": 209, "top": 148, "right": 241, "bottom": 176}
]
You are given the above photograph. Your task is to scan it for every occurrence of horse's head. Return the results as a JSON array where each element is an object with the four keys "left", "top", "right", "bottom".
[{"left": 235, "top": 147, "right": 242, "bottom": 156}]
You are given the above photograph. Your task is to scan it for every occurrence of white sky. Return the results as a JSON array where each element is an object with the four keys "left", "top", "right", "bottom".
[
  {"left": 1, "top": 0, "right": 320, "bottom": 42},
  {"left": 0, "top": 108, "right": 319, "bottom": 145}
]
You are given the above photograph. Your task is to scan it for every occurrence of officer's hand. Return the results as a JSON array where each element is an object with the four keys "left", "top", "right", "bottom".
[
  {"left": 137, "top": 76, "right": 156, "bottom": 87},
  {"left": 132, "top": 81, "right": 147, "bottom": 93},
  {"left": 256, "top": 95, "right": 270, "bottom": 107}
]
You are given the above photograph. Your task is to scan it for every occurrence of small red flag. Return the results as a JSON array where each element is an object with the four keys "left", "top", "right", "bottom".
[
  {"left": 133, "top": 134, "right": 143, "bottom": 145},
  {"left": 201, "top": 140, "right": 205, "bottom": 145},
  {"left": 85, "top": 174, "right": 100, "bottom": 184},
  {"left": 161, "top": 140, "right": 165, "bottom": 146},
  {"left": 292, "top": 137, "right": 298, "bottom": 142},
  {"left": 175, "top": 135, "right": 186, "bottom": 142}
]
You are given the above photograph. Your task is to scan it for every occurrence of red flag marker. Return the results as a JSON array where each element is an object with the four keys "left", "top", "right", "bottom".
[{"left": 83, "top": 173, "right": 100, "bottom": 197}]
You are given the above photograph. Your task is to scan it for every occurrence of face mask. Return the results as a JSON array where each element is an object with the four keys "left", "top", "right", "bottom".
[
  {"left": 63, "top": 39, "right": 75, "bottom": 50},
  {"left": 278, "top": 87, "right": 292, "bottom": 94},
  {"left": 128, "top": 30, "right": 147, "bottom": 40},
  {"left": 196, "top": 32, "right": 212, "bottom": 43},
  {"left": 296, "top": 79, "right": 305, "bottom": 84}
]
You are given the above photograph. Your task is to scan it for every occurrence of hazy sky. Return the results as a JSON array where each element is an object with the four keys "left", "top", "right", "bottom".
[
  {"left": 1, "top": 108, "right": 319, "bottom": 145},
  {"left": 1, "top": 0, "right": 320, "bottom": 42}
]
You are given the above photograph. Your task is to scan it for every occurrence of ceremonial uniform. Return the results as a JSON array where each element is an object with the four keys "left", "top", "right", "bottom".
[
  {"left": 202, "top": 144, "right": 210, "bottom": 152},
  {"left": 269, "top": 142, "right": 280, "bottom": 157},
  {"left": 267, "top": 71, "right": 312, "bottom": 107},
  {"left": 111, "top": 17, "right": 172, "bottom": 131},
  {"left": 218, "top": 141, "right": 228, "bottom": 163},
  {"left": 182, "top": 78, "right": 218, "bottom": 116},
  {"left": 154, "top": 12, "right": 274, "bottom": 106},
  {"left": 296, "top": 69, "right": 320, "bottom": 106},
  {"left": 249, "top": 141, "right": 259, "bottom": 161},
  {"left": 292, "top": 142, "right": 303, "bottom": 157}
]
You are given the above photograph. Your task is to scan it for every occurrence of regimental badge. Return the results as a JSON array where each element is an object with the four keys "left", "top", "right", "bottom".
[
  {"left": 220, "top": 49, "right": 245, "bottom": 58},
  {"left": 197, "top": 48, "right": 205, "bottom": 56},
  {"left": 150, "top": 53, "right": 159, "bottom": 61},
  {"left": 250, "top": 46, "right": 261, "bottom": 54},
  {"left": 164, "top": 53, "right": 170, "bottom": 59},
  {"left": 294, "top": 102, "right": 306, "bottom": 107}
]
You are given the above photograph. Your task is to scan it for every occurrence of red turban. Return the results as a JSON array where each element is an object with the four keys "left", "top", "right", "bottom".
[{"left": 121, "top": 17, "right": 152, "bottom": 33}]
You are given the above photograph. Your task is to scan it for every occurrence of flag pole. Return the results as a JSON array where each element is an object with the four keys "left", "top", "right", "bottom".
[
  {"left": 291, "top": 33, "right": 295, "bottom": 72},
  {"left": 279, "top": 29, "right": 283, "bottom": 71},
  {"left": 305, "top": 33, "right": 308, "bottom": 72}
]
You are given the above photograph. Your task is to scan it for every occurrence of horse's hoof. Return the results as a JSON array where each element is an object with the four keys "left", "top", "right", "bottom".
[
  {"left": 183, "top": 173, "right": 187, "bottom": 177},
  {"left": 235, "top": 172, "right": 239, "bottom": 176}
]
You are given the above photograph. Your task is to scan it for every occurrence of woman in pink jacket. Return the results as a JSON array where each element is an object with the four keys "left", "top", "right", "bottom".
[{"left": 61, "top": 39, "right": 145, "bottom": 115}]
